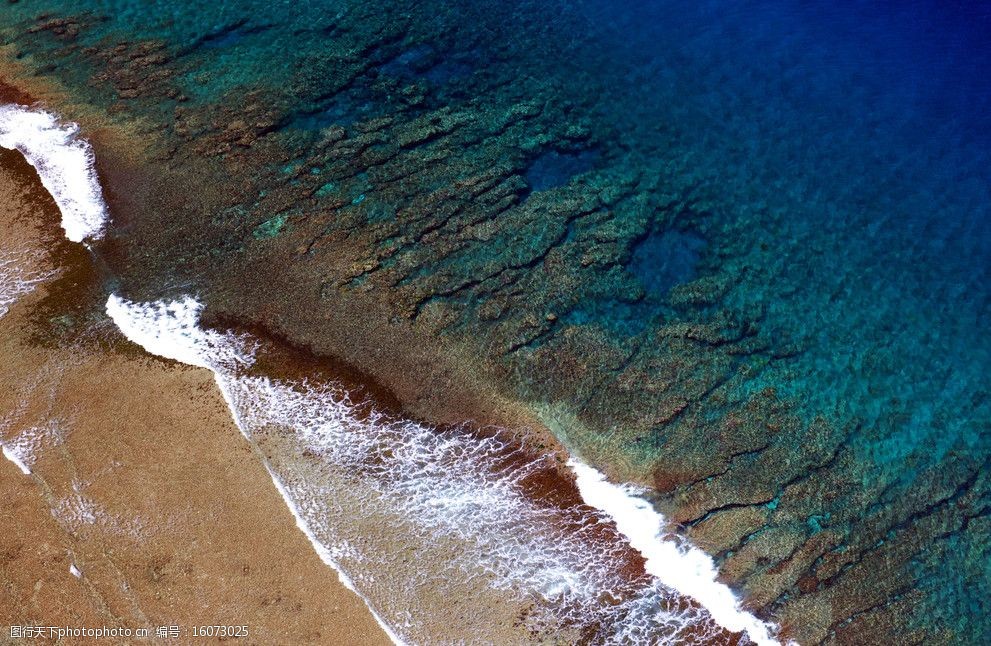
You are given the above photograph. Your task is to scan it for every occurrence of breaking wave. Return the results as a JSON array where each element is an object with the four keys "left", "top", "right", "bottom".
[
  {"left": 0, "top": 104, "right": 109, "bottom": 242},
  {"left": 107, "top": 295, "right": 782, "bottom": 645}
]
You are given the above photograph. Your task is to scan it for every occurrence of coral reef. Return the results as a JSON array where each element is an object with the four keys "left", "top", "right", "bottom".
[{"left": 3, "top": 0, "right": 990, "bottom": 642}]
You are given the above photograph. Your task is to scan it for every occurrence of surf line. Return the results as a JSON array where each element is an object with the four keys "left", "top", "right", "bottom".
[
  {"left": 570, "top": 460, "right": 786, "bottom": 645},
  {"left": 103, "top": 294, "right": 407, "bottom": 646},
  {"left": 0, "top": 102, "right": 790, "bottom": 646},
  {"left": 0, "top": 103, "right": 106, "bottom": 477},
  {"left": 0, "top": 104, "right": 109, "bottom": 243}
]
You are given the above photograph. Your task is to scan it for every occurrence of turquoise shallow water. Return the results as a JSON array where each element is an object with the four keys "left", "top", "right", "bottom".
[{"left": 4, "top": 0, "right": 991, "bottom": 640}]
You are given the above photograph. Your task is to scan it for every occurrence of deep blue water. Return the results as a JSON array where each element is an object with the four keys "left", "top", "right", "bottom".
[
  {"left": 596, "top": 0, "right": 991, "bottom": 464},
  {"left": 628, "top": 229, "right": 706, "bottom": 298},
  {"left": 525, "top": 150, "right": 599, "bottom": 193},
  {"left": 578, "top": 1, "right": 991, "bottom": 634},
  {"left": 557, "top": 0, "right": 991, "bottom": 460}
]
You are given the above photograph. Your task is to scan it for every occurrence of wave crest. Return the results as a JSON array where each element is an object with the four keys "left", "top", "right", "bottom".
[{"left": 0, "top": 104, "right": 109, "bottom": 242}]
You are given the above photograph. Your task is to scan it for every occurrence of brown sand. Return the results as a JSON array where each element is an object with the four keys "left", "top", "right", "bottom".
[{"left": 0, "top": 134, "right": 388, "bottom": 644}]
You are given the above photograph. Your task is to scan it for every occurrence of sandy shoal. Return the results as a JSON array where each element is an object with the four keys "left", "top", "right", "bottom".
[{"left": 0, "top": 139, "right": 389, "bottom": 645}]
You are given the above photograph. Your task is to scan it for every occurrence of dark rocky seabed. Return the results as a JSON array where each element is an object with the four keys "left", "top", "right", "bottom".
[{"left": 2, "top": 0, "right": 990, "bottom": 643}]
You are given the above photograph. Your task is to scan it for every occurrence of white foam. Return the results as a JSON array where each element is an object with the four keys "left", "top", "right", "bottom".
[
  {"left": 263, "top": 464, "right": 407, "bottom": 646},
  {"left": 212, "top": 371, "right": 688, "bottom": 642},
  {"left": 54, "top": 491, "right": 101, "bottom": 529},
  {"left": 569, "top": 459, "right": 784, "bottom": 646},
  {"left": 105, "top": 295, "right": 255, "bottom": 370},
  {"left": 2, "top": 444, "right": 32, "bottom": 475},
  {"left": 105, "top": 295, "right": 407, "bottom": 642},
  {"left": 0, "top": 104, "right": 109, "bottom": 242},
  {"left": 15, "top": 100, "right": 792, "bottom": 642},
  {"left": 0, "top": 249, "right": 57, "bottom": 319},
  {"left": 104, "top": 293, "right": 787, "bottom": 644},
  {"left": 0, "top": 420, "right": 64, "bottom": 478}
]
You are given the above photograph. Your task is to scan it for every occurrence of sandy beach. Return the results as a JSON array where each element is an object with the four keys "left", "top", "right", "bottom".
[{"left": 0, "top": 144, "right": 388, "bottom": 643}]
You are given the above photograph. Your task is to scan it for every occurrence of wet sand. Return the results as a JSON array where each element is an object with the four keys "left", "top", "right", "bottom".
[{"left": 0, "top": 145, "right": 388, "bottom": 644}]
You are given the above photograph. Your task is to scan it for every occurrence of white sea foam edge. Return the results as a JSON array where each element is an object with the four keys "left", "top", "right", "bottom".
[
  {"left": 106, "top": 292, "right": 786, "bottom": 646},
  {"left": 105, "top": 294, "right": 407, "bottom": 645},
  {"left": 0, "top": 104, "right": 109, "bottom": 242},
  {"left": 569, "top": 459, "right": 787, "bottom": 646}
]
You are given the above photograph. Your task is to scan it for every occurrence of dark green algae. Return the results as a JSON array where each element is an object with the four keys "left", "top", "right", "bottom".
[{"left": 3, "top": 1, "right": 991, "bottom": 643}]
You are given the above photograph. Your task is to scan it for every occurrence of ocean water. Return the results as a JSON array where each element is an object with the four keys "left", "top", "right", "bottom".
[
  {"left": 2, "top": 0, "right": 991, "bottom": 641},
  {"left": 597, "top": 4, "right": 991, "bottom": 637},
  {"left": 106, "top": 293, "right": 778, "bottom": 644},
  {"left": 2, "top": 103, "right": 782, "bottom": 643}
]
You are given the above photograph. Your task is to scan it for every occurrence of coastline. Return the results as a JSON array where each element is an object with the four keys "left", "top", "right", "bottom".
[
  {"left": 0, "top": 87, "right": 784, "bottom": 641},
  {"left": 0, "top": 143, "right": 390, "bottom": 644},
  {"left": 3, "top": 2, "right": 987, "bottom": 640}
]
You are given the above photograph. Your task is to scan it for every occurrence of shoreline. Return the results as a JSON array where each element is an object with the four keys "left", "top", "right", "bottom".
[
  {"left": 0, "top": 138, "right": 391, "bottom": 645},
  {"left": 3, "top": 3, "right": 985, "bottom": 640},
  {"left": 0, "top": 64, "right": 792, "bottom": 644}
]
